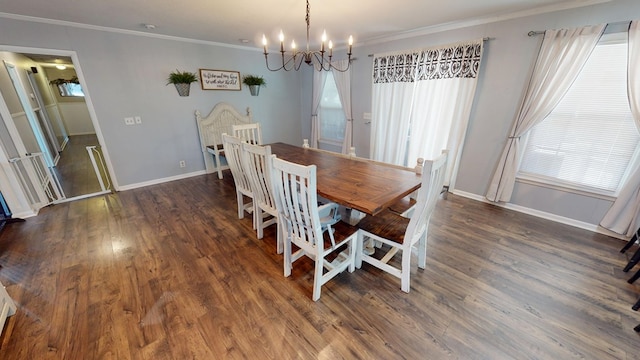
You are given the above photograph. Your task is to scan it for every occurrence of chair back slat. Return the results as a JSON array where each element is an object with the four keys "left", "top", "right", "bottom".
[
  {"left": 222, "top": 134, "right": 252, "bottom": 195},
  {"left": 405, "top": 152, "right": 448, "bottom": 243},
  {"left": 241, "top": 143, "right": 277, "bottom": 213},
  {"left": 270, "top": 156, "right": 323, "bottom": 251},
  {"left": 233, "top": 123, "right": 263, "bottom": 145}
]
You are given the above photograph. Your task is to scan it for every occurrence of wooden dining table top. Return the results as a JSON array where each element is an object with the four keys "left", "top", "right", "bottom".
[{"left": 269, "top": 143, "right": 422, "bottom": 216}]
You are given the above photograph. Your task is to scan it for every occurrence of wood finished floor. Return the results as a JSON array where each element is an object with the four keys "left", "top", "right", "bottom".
[{"left": 0, "top": 171, "right": 638, "bottom": 359}]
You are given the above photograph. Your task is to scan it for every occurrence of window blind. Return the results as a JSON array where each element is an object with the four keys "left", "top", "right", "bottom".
[{"left": 519, "top": 39, "right": 640, "bottom": 193}]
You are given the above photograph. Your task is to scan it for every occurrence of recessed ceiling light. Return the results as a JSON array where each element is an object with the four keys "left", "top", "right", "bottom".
[{"left": 55, "top": 65, "right": 67, "bottom": 70}]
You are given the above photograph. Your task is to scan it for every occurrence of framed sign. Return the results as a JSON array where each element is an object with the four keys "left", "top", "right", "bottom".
[{"left": 199, "top": 69, "right": 241, "bottom": 91}]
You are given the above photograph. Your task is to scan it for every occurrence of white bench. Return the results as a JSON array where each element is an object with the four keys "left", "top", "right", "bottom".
[{"left": 195, "top": 102, "right": 253, "bottom": 179}]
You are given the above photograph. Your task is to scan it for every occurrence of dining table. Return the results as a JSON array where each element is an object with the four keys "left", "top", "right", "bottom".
[{"left": 269, "top": 143, "right": 422, "bottom": 216}]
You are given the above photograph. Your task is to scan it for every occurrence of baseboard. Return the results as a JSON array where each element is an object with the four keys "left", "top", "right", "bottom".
[
  {"left": 10, "top": 209, "right": 37, "bottom": 219},
  {"left": 450, "top": 189, "right": 627, "bottom": 240},
  {"left": 68, "top": 132, "right": 97, "bottom": 136},
  {"left": 117, "top": 170, "right": 207, "bottom": 191}
]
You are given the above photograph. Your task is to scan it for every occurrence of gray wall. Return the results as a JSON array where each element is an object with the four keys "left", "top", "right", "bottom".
[
  {"left": 324, "top": 0, "right": 640, "bottom": 228},
  {"left": 0, "top": 18, "right": 304, "bottom": 188}
]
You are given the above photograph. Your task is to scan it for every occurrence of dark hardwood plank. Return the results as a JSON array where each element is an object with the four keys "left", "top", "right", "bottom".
[{"left": 0, "top": 171, "right": 638, "bottom": 359}]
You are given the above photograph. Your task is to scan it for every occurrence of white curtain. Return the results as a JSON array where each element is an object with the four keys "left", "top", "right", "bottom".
[
  {"left": 407, "top": 42, "right": 483, "bottom": 187},
  {"left": 370, "top": 51, "right": 418, "bottom": 164},
  {"left": 600, "top": 20, "right": 640, "bottom": 236},
  {"left": 310, "top": 70, "right": 327, "bottom": 148},
  {"left": 485, "top": 24, "right": 605, "bottom": 202},
  {"left": 331, "top": 60, "right": 353, "bottom": 154},
  {"left": 371, "top": 41, "right": 484, "bottom": 188}
]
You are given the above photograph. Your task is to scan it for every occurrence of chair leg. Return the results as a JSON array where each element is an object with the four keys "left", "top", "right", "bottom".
[
  {"left": 623, "top": 245, "right": 640, "bottom": 272},
  {"left": 355, "top": 231, "right": 364, "bottom": 269},
  {"left": 621, "top": 229, "right": 639, "bottom": 253},
  {"left": 236, "top": 192, "right": 244, "bottom": 219},
  {"left": 348, "top": 237, "right": 355, "bottom": 273},
  {"left": 214, "top": 153, "right": 223, "bottom": 179},
  {"left": 256, "top": 207, "right": 264, "bottom": 239},
  {"left": 635, "top": 324, "right": 640, "bottom": 332},
  {"left": 401, "top": 249, "right": 411, "bottom": 293},
  {"left": 284, "top": 236, "right": 292, "bottom": 277},
  {"left": 417, "top": 232, "right": 427, "bottom": 269},
  {"left": 276, "top": 219, "right": 283, "bottom": 255},
  {"left": 628, "top": 267, "right": 640, "bottom": 284},
  {"left": 312, "top": 258, "right": 323, "bottom": 301},
  {"left": 632, "top": 296, "right": 640, "bottom": 311}
]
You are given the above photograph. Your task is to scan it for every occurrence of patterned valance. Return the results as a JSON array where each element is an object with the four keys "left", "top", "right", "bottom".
[{"left": 373, "top": 41, "right": 483, "bottom": 83}]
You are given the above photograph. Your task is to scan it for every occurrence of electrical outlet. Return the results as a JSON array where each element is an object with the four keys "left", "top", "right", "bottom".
[
  {"left": 135, "top": 116, "right": 142, "bottom": 124},
  {"left": 124, "top": 117, "right": 134, "bottom": 125},
  {"left": 179, "top": 160, "right": 186, "bottom": 168}
]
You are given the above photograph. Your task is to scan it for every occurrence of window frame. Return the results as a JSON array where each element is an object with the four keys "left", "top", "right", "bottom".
[{"left": 515, "top": 31, "right": 639, "bottom": 200}]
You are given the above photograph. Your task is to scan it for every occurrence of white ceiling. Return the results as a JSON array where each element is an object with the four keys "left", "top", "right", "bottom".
[{"left": 0, "top": 0, "right": 612, "bottom": 50}]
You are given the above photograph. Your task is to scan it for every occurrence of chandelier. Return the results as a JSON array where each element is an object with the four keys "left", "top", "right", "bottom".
[{"left": 261, "top": 0, "right": 353, "bottom": 72}]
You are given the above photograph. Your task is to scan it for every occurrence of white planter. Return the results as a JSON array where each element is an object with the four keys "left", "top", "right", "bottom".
[{"left": 248, "top": 85, "right": 261, "bottom": 96}]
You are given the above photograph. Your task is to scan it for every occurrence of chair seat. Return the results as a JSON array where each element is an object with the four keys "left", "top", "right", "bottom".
[
  {"left": 388, "top": 197, "right": 416, "bottom": 215},
  {"left": 321, "top": 220, "right": 359, "bottom": 251},
  {"left": 357, "top": 209, "right": 410, "bottom": 245},
  {"left": 207, "top": 144, "right": 224, "bottom": 155}
]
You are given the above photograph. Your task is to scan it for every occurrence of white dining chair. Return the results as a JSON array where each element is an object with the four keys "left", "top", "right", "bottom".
[
  {"left": 222, "top": 133, "right": 255, "bottom": 221},
  {"left": 356, "top": 151, "right": 448, "bottom": 293},
  {"left": 240, "top": 142, "right": 283, "bottom": 254},
  {"left": 269, "top": 154, "right": 357, "bottom": 301},
  {"left": 232, "top": 123, "right": 263, "bottom": 145},
  {"left": 387, "top": 157, "right": 425, "bottom": 218}
]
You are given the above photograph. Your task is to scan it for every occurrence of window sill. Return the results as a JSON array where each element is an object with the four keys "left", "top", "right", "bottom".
[{"left": 515, "top": 175, "right": 617, "bottom": 202}]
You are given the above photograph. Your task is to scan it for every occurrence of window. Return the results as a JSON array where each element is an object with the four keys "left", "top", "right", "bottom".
[
  {"left": 518, "top": 33, "right": 640, "bottom": 196},
  {"left": 318, "top": 72, "right": 346, "bottom": 144},
  {"left": 57, "top": 83, "right": 84, "bottom": 97}
]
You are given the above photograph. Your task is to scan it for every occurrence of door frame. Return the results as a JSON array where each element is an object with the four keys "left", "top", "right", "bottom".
[{"left": 0, "top": 46, "right": 118, "bottom": 216}]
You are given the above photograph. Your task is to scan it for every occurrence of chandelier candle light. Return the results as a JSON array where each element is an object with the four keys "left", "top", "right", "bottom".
[{"left": 262, "top": 0, "right": 353, "bottom": 72}]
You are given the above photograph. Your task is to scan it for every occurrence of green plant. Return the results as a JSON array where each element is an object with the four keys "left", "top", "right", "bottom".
[
  {"left": 49, "top": 76, "right": 79, "bottom": 85},
  {"left": 167, "top": 70, "right": 198, "bottom": 85},
  {"left": 242, "top": 74, "right": 266, "bottom": 87}
]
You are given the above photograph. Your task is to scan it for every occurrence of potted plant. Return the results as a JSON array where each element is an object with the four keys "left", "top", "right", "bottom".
[
  {"left": 167, "top": 70, "right": 198, "bottom": 96},
  {"left": 242, "top": 74, "right": 266, "bottom": 96},
  {"left": 49, "top": 76, "right": 80, "bottom": 86}
]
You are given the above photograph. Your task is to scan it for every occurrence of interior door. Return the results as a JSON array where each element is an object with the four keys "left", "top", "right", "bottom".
[{"left": 3, "top": 61, "right": 55, "bottom": 167}]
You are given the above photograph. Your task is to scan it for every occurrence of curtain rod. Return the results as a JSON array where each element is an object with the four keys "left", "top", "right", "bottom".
[
  {"left": 367, "top": 37, "right": 490, "bottom": 57},
  {"left": 528, "top": 20, "right": 632, "bottom": 37}
]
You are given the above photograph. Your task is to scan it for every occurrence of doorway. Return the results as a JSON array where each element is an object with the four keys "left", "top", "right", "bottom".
[{"left": 0, "top": 47, "right": 115, "bottom": 214}]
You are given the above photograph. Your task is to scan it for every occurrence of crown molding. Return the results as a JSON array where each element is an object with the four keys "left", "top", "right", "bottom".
[
  {"left": 0, "top": 0, "right": 614, "bottom": 50},
  {"left": 0, "top": 12, "right": 260, "bottom": 52},
  {"left": 360, "top": 0, "right": 613, "bottom": 46}
]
